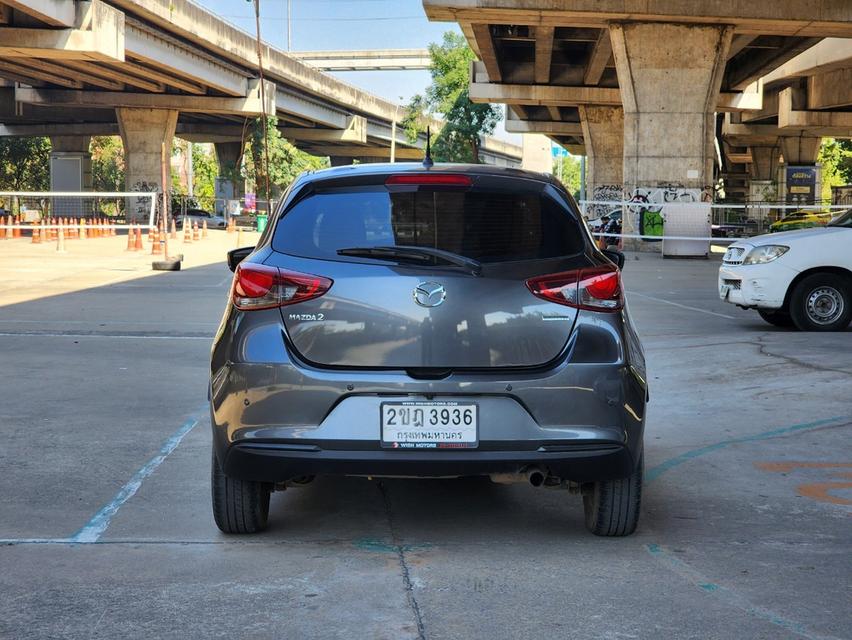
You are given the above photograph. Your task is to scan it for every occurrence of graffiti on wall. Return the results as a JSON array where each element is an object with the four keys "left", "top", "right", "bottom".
[
  {"left": 627, "top": 185, "right": 711, "bottom": 240},
  {"left": 588, "top": 184, "right": 623, "bottom": 218},
  {"left": 131, "top": 180, "right": 158, "bottom": 223}
]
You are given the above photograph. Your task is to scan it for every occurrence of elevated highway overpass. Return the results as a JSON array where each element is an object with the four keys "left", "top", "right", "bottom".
[
  {"left": 0, "top": 0, "right": 521, "bottom": 197},
  {"left": 423, "top": 0, "right": 852, "bottom": 243}
]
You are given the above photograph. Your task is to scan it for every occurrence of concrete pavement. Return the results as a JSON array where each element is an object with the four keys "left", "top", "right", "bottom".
[{"left": 0, "top": 247, "right": 849, "bottom": 640}]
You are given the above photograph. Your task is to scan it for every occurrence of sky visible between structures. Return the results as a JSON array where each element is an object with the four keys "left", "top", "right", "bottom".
[{"left": 195, "top": 0, "right": 521, "bottom": 143}]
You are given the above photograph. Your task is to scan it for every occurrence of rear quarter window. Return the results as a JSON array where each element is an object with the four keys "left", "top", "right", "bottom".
[{"left": 272, "top": 185, "right": 585, "bottom": 263}]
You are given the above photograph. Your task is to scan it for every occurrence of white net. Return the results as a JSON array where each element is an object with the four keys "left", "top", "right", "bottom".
[{"left": 580, "top": 199, "right": 852, "bottom": 245}]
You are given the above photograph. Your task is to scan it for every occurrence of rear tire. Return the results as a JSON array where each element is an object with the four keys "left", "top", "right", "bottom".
[
  {"left": 583, "top": 455, "right": 642, "bottom": 536},
  {"left": 211, "top": 448, "right": 270, "bottom": 534},
  {"left": 757, "top": 309, "right": 794, "bottom": 328},
  {"left": 788, "top": 273, "right": 852, "bottom": 332}
]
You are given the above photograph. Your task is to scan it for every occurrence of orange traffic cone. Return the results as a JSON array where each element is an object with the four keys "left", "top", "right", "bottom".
[
  {"left": 170, "top": 218, "right": 177, "bottom": 239},
  {"left": 126, "top": 225, "right": 136, "bottom": 251},
  {"left": 183, "top": 220, "right": 192, "bottom": 244},
  {"left": 152, "top": 229, "right": 163, "bottom": 254},
  {"left": 0, "top": 218, "right": 4, "bottom": 240},
  {"left": 192, "top": 221, "right": 199, "bottom": 241},
  {"left": 13, "top": 216, "right": 21, "bottom": 238},
  {"left": 134, "top": 227, "right": 143, "bottom": 251},
  {"left": 56, "top": 223, "right": 66, "bottom": 252},
  {"left": 110, "top": 219, "right": 116, "bottom": 237},
  {"left": 32, "top": 222, "right": 40, "bottom": 243},
  {"left": 202, "top": 219, "right": 208, "bottom": 239},
  {"left": 1, "top": 215, "right": 8, "bottom": 239},
  {"left": 79, "top": 219, "right": 86, "bottom": 239}
]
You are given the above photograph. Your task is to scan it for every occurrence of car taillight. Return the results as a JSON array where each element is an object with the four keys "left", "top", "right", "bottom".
[
  {"left": 385, "top": 174, "right": 472, "bottom": 187},
  {"left": 233, "top": 263, "right": 332, "bottom": 310},
  {"left": 525, "top": 265, "right": 623, "bottom": 312}
]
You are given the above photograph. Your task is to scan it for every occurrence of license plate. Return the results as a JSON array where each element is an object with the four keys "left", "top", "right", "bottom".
[
  {"left": 381, "top": 401, "right": 478, "bottom": 449},
  {"left": 719, "top": 284, "right": 731, "bottom": 299}
]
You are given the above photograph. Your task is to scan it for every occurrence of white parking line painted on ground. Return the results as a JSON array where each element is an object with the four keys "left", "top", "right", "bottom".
[
  {"left": 627, "top": 291, "right": 737, "bottom": 320},
  {"left": 69, "top": 404, "right": 208, "bottom": 543}
]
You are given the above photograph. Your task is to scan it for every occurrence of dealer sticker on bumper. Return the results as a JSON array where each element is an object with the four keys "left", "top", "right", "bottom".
[{"left": 381, "top": 401, "right": 478, "bottom": 449}]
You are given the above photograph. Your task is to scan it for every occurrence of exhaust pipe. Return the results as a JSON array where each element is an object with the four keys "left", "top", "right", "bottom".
[
  {"left": 526, "top": 468, "right": 546, "bottom": 487},
  {"left": 489, "top": 467, "right": 547, "bottom": 486}
]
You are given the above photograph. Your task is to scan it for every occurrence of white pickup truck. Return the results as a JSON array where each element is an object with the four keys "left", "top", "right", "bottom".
[{"left": 719, "top": 209, "right": 852, "bottom": 331}]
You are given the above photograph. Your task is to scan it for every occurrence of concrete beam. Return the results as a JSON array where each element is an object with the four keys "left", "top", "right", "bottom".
[
  {"left": 104, "top": 58, "right": 205, "bottom": 95},
  {"left": 2, "top": 0, "right": 76, "bottom": 27},
  {"left": 12, "top": 57, "right": 124, "bottom": 90},
  {"left": 534, "top": 26, "right": 554, "bottom": 84},
  {"left": 304, "top": 145, "right": 423, "bottom": 160},
  {"left": 470, "top": 81, "right": 621, "bottom": 107},
  {"left": 718, "top": 81, "right": 763, "bottom": 112},
  {"left": 583, "top": 28, "right": 611, "bottom": 86},
  {"left": 124, "top": 24, "right": 247, "bottom": 96},
  {"left": 0, "top": 60, "right": 82, "bottom": 88},
  {"left": 422, "top": 1, "right": 852, "bottom": 38},
  {"left": 275, "top": 89, "right": 350, "bottom": 130},
  {"left": 0, "top": 0, "right": 124, "bottom": 61},
  {"left": 14, "top": 82, "right": 276, "bottom": 115},
  {"left": 0, "top": 122, "right": 119, "bottom": 137},
  {"left": 291, "top": 49, "right": 431, "bottom": 71},
  {"left": 281, "top": 116, "right": 367, "bottom": 144},
  {"left": 725, "top": 37, "right": 821, "bottom": 91},
  {"left": 505, "top": 109, "right": 582, "bottom": 135},
  {"left": 62, "top": 59, "right": 164, "bottom": 93},
  {"left": 762, "top": 38, "right": 852, "bottom": 86},
  {"left": 807, "top": 68, "right": 852, "bottom": 110},
  {"left": 471, "top": 23, "right": 503, "bottom": 83},
  {"left": 778, "top": 87, "right": 852, "bottom": 137}
]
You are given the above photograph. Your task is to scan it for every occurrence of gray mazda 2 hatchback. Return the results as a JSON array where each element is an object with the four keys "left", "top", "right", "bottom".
[{"left": 210, "top": 163, "right": 647, "bottom": 536}]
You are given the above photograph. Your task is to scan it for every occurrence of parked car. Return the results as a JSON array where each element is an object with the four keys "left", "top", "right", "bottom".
[
  {"left": 174, "top": 208, "right": 226, "bottom": 228},
  {"left": 719, "top": 208, "right": 852, "bottom": 330},
  {"left": 586, "top": 208, "right": 622, "bottom": 233},
  {"left": 769, "top": 210, "right": 833, "bottom": 233},
  {"left": 210, "top": 163, "right": 647, "bottom": 536}
]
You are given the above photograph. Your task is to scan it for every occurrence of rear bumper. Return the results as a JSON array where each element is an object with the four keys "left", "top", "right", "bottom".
[{"left": 223, "top": 441, "right": 637, "bottom": 483}]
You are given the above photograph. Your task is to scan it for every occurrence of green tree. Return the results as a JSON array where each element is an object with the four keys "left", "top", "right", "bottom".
[
  {"left": 553, "top": 153, "right": 582, "bottom": 199},
  {"left": 0, "top": 137, "right": 50, "bottom": 191},
  {"left": 90, "top": 136, "right": 125, "bottom": 191},
  {"left": 403, "top": 31, "right": 502, "bottom": 162},
  {"left": 818, "top": 138, "right": 852, "bottom": 202},
  {"left": 191, "top": 144, "right": 218, "bottom": 199},
  {"left": 245, "top": 116, "right": 328, "bottom": 202}
]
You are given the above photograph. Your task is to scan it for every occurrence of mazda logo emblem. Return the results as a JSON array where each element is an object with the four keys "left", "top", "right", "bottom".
[{"left": 413, "top": 282, "right": 446, "bottom": 308}]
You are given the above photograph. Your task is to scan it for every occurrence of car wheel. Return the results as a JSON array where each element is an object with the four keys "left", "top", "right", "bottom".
[
  {"left": 211, "top": 448, "right": 270, "bottom": 534},
  {"left": 757, "top": 309, "right": 795, "bottom": 328},
  {"left": 583, "top": 454, "right": 642, "bottom": 536},
  {"left": 789, "top": 273, "right": 852, "bottom": 332}
]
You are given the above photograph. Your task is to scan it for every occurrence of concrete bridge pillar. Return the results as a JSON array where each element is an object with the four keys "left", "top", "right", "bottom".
[
  {"left": 747, "top": 145, "right": 780, "bottom": 204},
  {"left": 579, "top": 106, "right": 623, "bottom": 216},
  {"left": 49, "top": 136, "right": 92, "bottom": 191},
  {"left": 214, "top": 141, "right": 244, "bottom": 214},
  {"left": 780, "top": 135, "right": 821, "bottom": 165},
  {"left": 611, "top": 22, "right": 733, "bottom": 255},
  {"left": 49, "top": 136, "right": 92, "bottom": 217},
  {"left": 116, "top": 108, "right": 177, "bottom": 220}
]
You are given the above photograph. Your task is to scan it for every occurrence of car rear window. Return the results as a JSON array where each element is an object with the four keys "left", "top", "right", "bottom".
[{"left": 271, "top": 186, "right": 585, "bottom": 263}]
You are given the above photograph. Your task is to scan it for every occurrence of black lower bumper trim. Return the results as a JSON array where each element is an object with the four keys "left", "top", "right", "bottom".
[{"left": 223, "top": 442, "right": 637, "bottom": 483}]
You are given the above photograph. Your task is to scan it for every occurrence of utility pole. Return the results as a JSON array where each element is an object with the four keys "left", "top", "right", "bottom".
[
  {"left": 187, "top": 141, "right": 194, "bottom": 198},
  {"left": 249, "top": 0, "right": 272, "bottom": 216}
]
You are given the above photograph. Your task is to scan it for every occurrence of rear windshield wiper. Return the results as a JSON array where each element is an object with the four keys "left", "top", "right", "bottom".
[{"left": 337, "top": 245, "right": 482, "bottom": 276}]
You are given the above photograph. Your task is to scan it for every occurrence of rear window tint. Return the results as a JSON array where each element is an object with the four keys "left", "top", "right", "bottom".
[{"left": 271, "top": 187, "right": 585, "bottom": 263}]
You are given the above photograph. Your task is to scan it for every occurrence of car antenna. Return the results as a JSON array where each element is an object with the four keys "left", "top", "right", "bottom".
[{"left": 423, "top": 126, "right": 434, "bottom": 168}]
